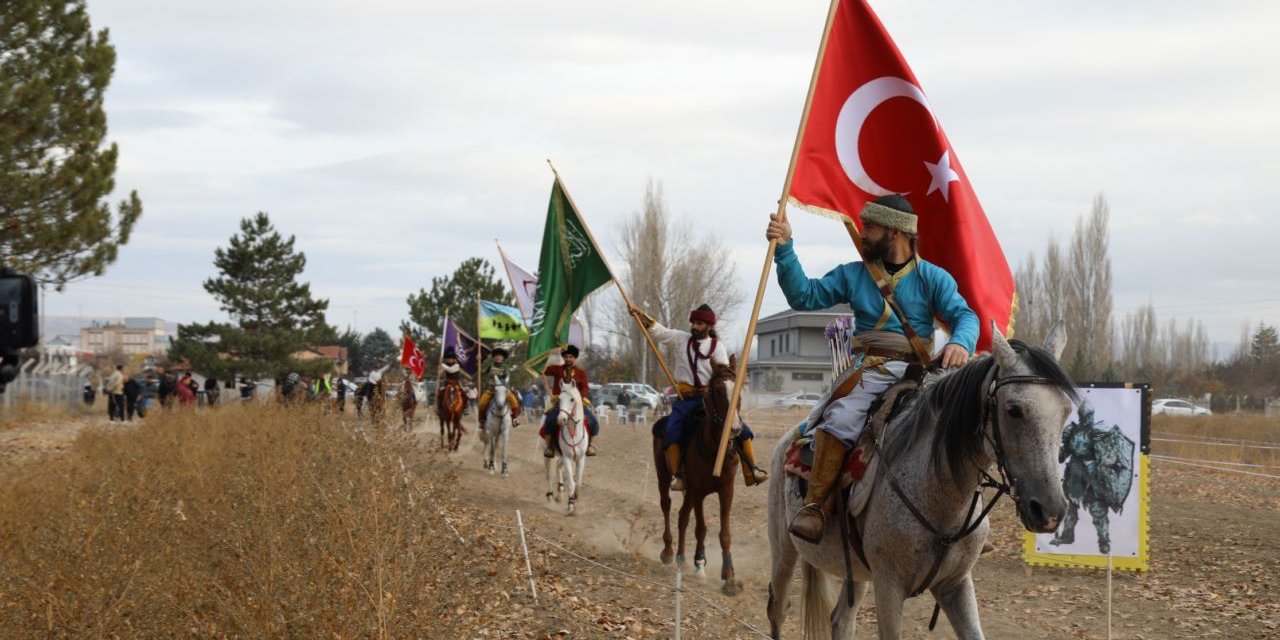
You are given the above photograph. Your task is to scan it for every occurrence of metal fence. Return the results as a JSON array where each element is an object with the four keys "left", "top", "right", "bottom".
[{"left": 0, "top": 358, "right": 98, "bottom": 412}]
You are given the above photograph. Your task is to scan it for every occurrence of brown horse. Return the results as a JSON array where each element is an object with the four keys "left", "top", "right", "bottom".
[
  {"left": 400, "top": 378, "right": 418, "bottom": 432},
  {"left": 652, "top": 357, "right": 743, "bottom": 596},
  {"left": 437, "top": 380, "right": 465, "bottom": 451}
]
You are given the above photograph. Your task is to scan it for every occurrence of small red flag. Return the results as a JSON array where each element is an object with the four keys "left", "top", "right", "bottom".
[
  {"left": 401, "top": 335, "right": 425, "bottom": 379},
  {"left": 788, "top": 0, "right": 1014, "bottom": 351}
]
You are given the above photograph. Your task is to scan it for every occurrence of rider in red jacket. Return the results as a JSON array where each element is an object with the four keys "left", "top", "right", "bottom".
[{"left": 540, "top": 344, "right": 600, "bottom": 457}]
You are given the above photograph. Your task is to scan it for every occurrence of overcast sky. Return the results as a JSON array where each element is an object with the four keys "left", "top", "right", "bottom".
[{"left": 44, "top": 0, "right": 1280, "bottom": 352}]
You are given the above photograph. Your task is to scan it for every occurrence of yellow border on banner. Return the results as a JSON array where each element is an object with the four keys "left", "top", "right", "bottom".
[{"left": 1022, "top": 454, "right": 1150, "bottom": 571}]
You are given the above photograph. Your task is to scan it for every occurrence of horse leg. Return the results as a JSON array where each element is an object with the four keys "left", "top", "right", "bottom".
[
  {"left": 692, "top": 497, "right": 708, "bottom": 577},
  {"left": 831, "top": 580, "right": 869, "bottom": 640},
  {"left": 870, "top": 579, "right": 906, "bottom": 640},
  {"left": 931, "top": 574, "right": 985, "bottom": 640},
  {"left": 675, "top": 493, "right": 695, "bottom": 566},
  {"left": 718, "top": 486, "right": 739, "bottom": 595},
  {"left": 563, "top": 450, "right": 577, "bottom": 515},
  {"left": 659, "top": 460, "right": 675, "bottom": 565},
  {"left": 500, "top": 420, "right": 509, "bottom": 477},
  {"left": 544, "top": 453, "right": 556, "bottom": 503}
]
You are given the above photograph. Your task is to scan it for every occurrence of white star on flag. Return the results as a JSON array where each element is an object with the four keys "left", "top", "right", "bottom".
[{"left": 924, "top": 150, "right": 960, "bottom": 201}]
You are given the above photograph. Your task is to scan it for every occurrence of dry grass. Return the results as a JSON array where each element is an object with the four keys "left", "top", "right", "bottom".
[
  {"left": 0, "top": 404, "right": 472, "bottom": 638},
  {"left": 0, "top": 401, "right": 91, "bottom": 429},
  {"left": 1152, "top": 413, "right": 1280, "bottom": 468}
]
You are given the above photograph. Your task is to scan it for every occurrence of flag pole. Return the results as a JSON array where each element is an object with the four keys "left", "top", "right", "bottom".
[
  {"left": 545, "top": 159, "right": 684, "bottom": 401},
  {"left": 475, "top": 293, "right": 483, "bottom": 403},
  {"left": 714, "top": 0, "right": 842, "bottom": 477}
]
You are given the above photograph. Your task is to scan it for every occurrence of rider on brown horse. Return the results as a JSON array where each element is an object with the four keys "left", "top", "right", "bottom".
[
  {"left": 478, "top": 347, "right": 521, "bottom": 427},
  {"left": 631, "top": 303, "right": 768, "bottom": 491},
  {"left": 539, "top": 344, "right": 600, "bottom": 457},
  {"left": 436, "top": 348, "right": 472, "bottom": 414}
]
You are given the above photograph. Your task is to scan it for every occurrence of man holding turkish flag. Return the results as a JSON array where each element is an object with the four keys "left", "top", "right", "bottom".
[
  {"left": 786, "top": 0, "right": 1013, "bottom": 350},
  {"left": 400, "top": 335, "right": 425, "bottom": 380},
  {"left": 761, "top": 0, "right": 996, "bottom": 546}
]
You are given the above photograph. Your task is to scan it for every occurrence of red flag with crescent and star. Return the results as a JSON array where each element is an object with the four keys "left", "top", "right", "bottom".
[
  {"left": 400, "top": 335, "right": 426, "bottom": 379},
  {"left": 787, "top": 0, "right": 1013, "bottom": 351}
]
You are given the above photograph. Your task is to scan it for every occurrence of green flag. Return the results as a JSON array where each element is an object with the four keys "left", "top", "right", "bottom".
[
  {"left": 477, "top": 299, "right": 529, "bottom": 340},
  {"left": 527, "top": 178, "right": 613, "bottom": 371}
]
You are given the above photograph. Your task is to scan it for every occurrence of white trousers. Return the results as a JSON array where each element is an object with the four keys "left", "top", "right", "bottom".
[{"left": 816, "top": 360, "right": 909, "bottom": 447}]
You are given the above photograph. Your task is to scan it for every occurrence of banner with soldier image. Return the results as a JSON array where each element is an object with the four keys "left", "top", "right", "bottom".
[{"left": 1024, "top": 384, "right": 1151, "bottom": 571}]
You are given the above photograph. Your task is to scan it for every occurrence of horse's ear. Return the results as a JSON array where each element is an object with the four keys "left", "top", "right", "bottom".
[
  {"left": 991, "top": 319, "right": 1019, "bottom": 370},
  {"left": 1044, "top": 322, "right": 1067, "bottom": 362}
]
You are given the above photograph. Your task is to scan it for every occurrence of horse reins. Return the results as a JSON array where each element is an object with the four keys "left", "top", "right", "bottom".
[
  {"left": 558, "top": 396, "right": 587, "bottom": 448},
  {"left": 857, "top": 365, "right": 1061, "bottom": 602}
]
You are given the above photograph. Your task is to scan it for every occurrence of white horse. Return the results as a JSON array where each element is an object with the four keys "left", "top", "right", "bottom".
[
  {"left": 483, "top": 379, "right": 513, "bottom": 477},
  {"left": 767, "top": 324, "right": 1075, "bottom": 639},
  {"left": 542, "top": 385, "right": 589, "bottom": 515}
]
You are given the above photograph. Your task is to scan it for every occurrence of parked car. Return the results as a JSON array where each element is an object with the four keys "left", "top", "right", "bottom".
[
  {"left": 1152, "top": 398, "right": 1211, "bottom": 416},
  {"left": 606, "top": 382, "right": 661, "bottom": 409},
  {"left": 592, "top": 384, "right": 621, "bottom": 407},
  {"left": 774, "top": 391, "right": 823, "bottom": 409}
]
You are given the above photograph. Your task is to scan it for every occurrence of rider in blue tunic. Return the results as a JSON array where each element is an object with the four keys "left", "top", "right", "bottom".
[
  {"left": 631, "top": 304, "right": 768, "bottom": 491},
  {"left": 766, "top": 194, "right": 978, "bottom": 543}
]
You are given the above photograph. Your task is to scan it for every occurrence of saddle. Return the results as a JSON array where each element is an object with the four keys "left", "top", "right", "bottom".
[{"left": 782, "top": 373, "right": 923, "bottom": 495}]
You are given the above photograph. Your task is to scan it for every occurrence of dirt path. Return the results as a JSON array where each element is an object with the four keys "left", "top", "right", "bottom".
[{"left": 423, "top": 407, "right": 1280, "bottom": 639}]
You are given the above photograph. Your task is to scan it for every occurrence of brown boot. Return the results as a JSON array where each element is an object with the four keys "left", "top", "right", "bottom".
[
  {"left": 789, "top": 430, "right": 848, "bottom": 544},
  {"left": 665, "top": 443, "right": 685, "bottom": 492},
  {"left": 542, "top": 434, "right": 555, "bottom": 458},
  {"left": 739, "top": 438, "right": 769, "bottom": 486}
]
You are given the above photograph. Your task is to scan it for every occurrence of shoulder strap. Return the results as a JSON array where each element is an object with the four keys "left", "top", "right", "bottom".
[{"left": 866, "top": 259, "right": 933, "bottom": 365}]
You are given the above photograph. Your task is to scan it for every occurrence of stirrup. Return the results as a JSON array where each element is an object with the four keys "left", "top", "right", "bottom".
[
  {"left": 789, "top": 502, "right": 827, "bottom": 544},
  {"left": 745, "top": 467, "right": 769, "bottom": 486}
]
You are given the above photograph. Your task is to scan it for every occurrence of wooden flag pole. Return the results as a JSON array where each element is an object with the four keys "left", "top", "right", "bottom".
[
  {"left": 714, "top": 0, "right": 842, "bottom": 477},
  {"left": 475, "top": 293, "right": 483, "bottom": 401},
  {"left": 545, "top": 160, "right": 684, "bottom": 401}
]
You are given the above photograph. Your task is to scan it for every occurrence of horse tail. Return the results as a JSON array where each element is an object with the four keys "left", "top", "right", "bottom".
[{"left": 800, "top": 560, "right": 836, "bottom": 640}]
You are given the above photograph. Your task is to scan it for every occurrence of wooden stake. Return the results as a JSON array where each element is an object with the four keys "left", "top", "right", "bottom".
[
  {"left": 715, "top": 0, "right": 842, "bottom": 477},
  {"left": 515, "top": 510, "right": 538, "bottom": 604},
  {"left": 545, "top": 160, "right": 684, "bottom": 400}
]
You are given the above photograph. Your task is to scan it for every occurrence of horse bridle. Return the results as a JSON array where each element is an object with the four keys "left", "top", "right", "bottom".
[
  {"left": 862, "top": 365, "right": 1064, "bottom": 602},
  {"left": 557, "top": 396, "right": 586, "bottom": 446}
]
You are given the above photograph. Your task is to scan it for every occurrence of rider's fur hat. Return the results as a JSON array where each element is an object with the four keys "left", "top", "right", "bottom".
[
  {"left": 491, "top": 347, "right": 509, "bottom": 358},
  {"left": 689, "top": 304, "right": 716, "bottom": 326},
  {"left": 443, "top": 347, "right": 458, "bottom": 360},
  {"left": 561, "top": 344, "right": 579, "bottom": 358},
  {"left": 859, "top": 194, "right": 917, "bottom": 236}
]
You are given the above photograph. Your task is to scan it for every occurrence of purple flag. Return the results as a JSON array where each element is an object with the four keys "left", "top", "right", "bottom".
[{"left": 442, "top": 315, "right": 488, "bottom": 376}]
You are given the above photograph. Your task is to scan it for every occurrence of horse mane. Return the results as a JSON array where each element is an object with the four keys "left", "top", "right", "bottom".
[{"left": 882, "top": 340, "right": 1079, "bottom": 482}]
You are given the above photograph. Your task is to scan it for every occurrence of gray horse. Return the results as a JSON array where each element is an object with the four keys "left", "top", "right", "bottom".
[
  {"left": 767, "top": 324, "right": 1075, "bottom": 639},
  {"left": 482, "top": 378, "right": 513, "bottom": 477}
]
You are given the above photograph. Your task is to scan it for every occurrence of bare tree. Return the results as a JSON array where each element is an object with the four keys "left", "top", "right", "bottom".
[
  {"left": 1063, "top": 195, "right": 1114, "bottom": 378},
  {"left": 607, "top": 180, "right": 741, "bottom": 387}
]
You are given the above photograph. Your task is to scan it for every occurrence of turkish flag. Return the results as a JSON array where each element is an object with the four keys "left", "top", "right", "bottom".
[
  {"left": 788, "top": 0, "right": 1013, "bottom": 351},
  {"left": 400, "top": 335, "right": 425, "bottom": 379}
]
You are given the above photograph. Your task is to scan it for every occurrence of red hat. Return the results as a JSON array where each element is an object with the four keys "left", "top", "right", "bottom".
[{"left": 689, "top": 304, "right": 716, "bottom": 326}]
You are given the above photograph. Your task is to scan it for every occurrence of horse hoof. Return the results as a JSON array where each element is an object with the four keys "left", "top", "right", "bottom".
[
  {"left": 676, "top": 555, "right": 685, "bottom": 566},
  {"left": 660, "top": 552, "right": 674, "bottom": 565},
  {"left": 545, "top": 492, "right": 553, "bottom": 503},
  {"left": 722, "top": 580, "right": 741, "bottom": 597}
]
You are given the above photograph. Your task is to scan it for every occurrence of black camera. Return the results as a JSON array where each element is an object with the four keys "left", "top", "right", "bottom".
[{"left": 0, "top": 267, "right": 40, "bottom": 393}]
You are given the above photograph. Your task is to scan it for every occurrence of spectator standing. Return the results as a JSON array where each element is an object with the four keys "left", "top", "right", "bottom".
[
  {"left": 158, "top": 372, "right": 176, "bottom": 409},
  {"left": 124, "top": 376, "right": 142, "bottom": 420},
  {"left": 204, "top": 376, "right": 220, "bottom": 406},
  {"left": 106, "top": 365, "right": 125, "bottom": 421},
  {"left": 239, "top": 377, "right": 256, "bottom": 402},
  {"left": 176, "top": 373, "right": 197, "bottom": 407},
  {"left": 336, "top": 376, "right": 348, "bottom": 412}
]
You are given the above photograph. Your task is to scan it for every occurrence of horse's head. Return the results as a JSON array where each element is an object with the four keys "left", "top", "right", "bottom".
[
  {"left": 988, "top": 321, "right": 1075, "bottom": 534},
  {"left": 705, "top": 355, "right": 740, "bottom": 434},
  {"left": 557, "top": 386, "right": 583, "bottom": 429}
]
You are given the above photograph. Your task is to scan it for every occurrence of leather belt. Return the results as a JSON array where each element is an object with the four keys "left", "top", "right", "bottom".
[{"left": 863, "top": 347, "right": 914, "bottom": 361}]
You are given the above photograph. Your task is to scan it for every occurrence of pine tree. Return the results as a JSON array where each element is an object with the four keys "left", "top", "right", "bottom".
[
  {"left": 0, "top": 1, "right": 142, "bottom": 287},
  {"left": 170, "top": 213, "right": 333, "bottom": 381},
  {"left": 361, "top": 328, "right": 398, "bottom": 372},
  {"left": 402, "top": 258, "right": 512, "bottom": 374}
]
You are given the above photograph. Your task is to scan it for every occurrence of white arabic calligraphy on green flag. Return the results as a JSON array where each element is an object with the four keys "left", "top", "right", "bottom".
[{"left": 527, "top": 177, "right": 612, "bottom": 370}]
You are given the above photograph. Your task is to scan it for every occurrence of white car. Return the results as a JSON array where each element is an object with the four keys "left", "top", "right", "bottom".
[
  {"left": 606, "top": 382, "right": 662, "bottom": 409},
  {"left": 1152, "top": 398, "right": 1211, "bottom": 416},
  {"left": 774, "top": 392, "right": 823, "bottom": 409}
]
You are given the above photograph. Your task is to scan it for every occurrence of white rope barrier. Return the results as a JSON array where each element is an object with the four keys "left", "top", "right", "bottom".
[
  {"left": 1151, "top": 431, "right": 1279, "bottom": 447},
  {"left": 1149, "top": 455, "right": 1275, "bottom": 469},
  {"left": 1153, "top": 456, "right": 1280, "bottom": 479},
  {"left": 1152, "top": 437, "right": 1280, "bottom": 451}
]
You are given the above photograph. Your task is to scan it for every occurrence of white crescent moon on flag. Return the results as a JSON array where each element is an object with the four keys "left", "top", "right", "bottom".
[{"left": 834, "top": 76, "right": 939, "bottom": 196}]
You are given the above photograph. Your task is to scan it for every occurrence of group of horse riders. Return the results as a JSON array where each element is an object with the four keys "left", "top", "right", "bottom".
[{"left": 431, "top": 193, "right": 981, "bottom": 545}]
